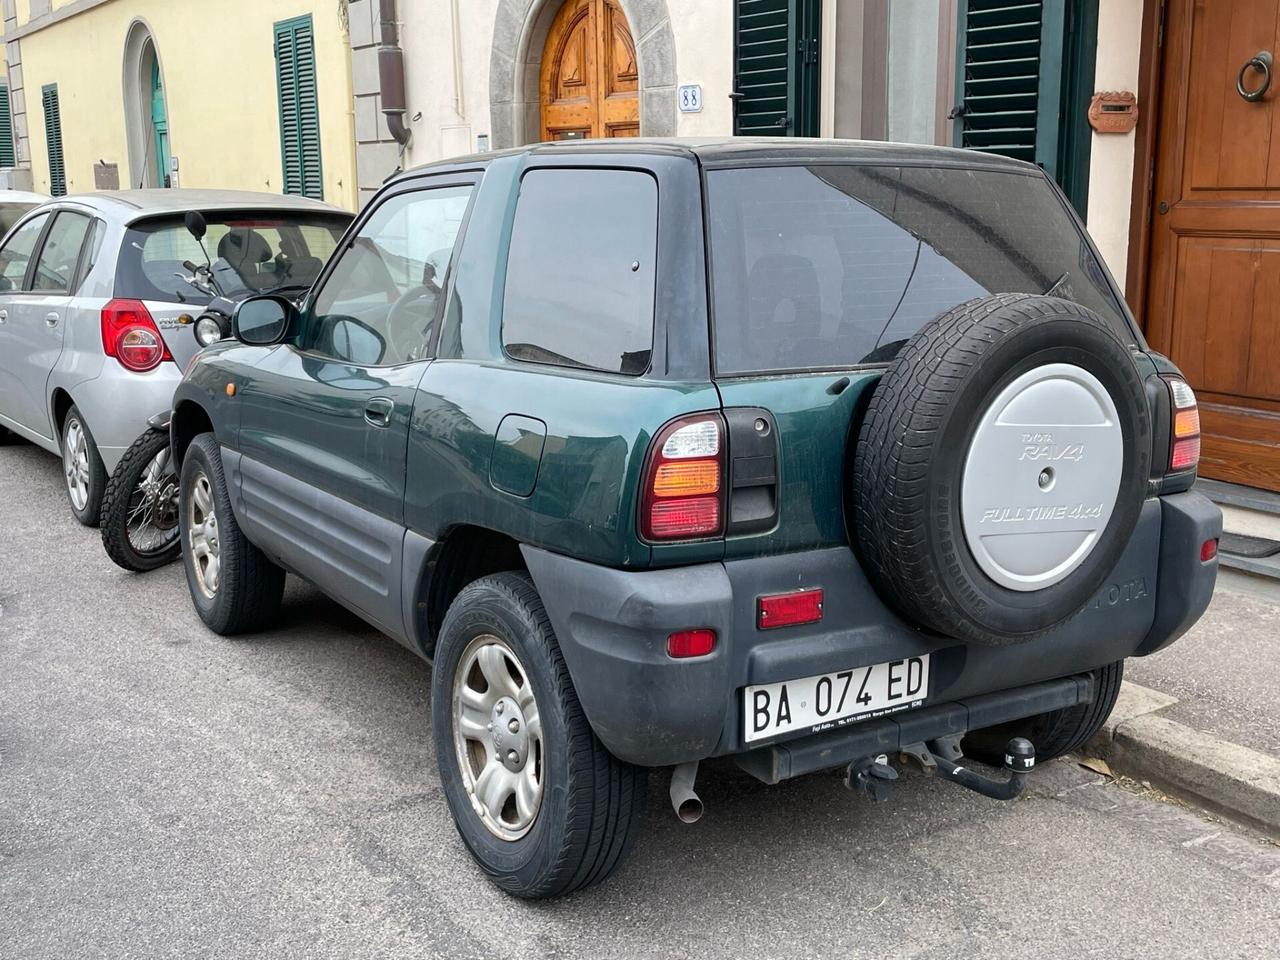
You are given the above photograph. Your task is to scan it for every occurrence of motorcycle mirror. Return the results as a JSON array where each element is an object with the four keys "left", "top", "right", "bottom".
[{"left": 184, "top": 210, "right": 208, "bottom": 242}]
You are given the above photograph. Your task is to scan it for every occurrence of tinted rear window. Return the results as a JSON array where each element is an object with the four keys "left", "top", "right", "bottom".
[
  {"left": 117, "top": 211, "right": 351, "bottom": 305},
  {"left": 706, "top": 164, "right": 1132, "bottom": 376},
  {"left": 501, "top": 168, "right": 657, "bottom": 376}
]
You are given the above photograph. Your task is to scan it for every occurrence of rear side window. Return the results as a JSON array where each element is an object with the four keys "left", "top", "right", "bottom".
[
  {"left": 706, "top": 164, "right": 1133, "bottom": 376},
  {"left": 502, "top": 168, "right": 657, "bottom": 376},
  {"left": 31, "top": 211, "right": 92, "bottom": 293}
]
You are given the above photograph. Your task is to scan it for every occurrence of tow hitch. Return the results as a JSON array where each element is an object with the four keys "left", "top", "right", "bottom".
[{"left": 845, "top": 735, "right": 1036, "bottom": 803}]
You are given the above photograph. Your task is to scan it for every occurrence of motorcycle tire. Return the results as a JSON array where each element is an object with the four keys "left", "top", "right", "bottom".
[{"left": 101, "top": 427, "right": 183, "bottom": 572}]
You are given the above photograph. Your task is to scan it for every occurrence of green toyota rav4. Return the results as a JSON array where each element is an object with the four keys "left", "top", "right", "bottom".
[{"left": 170, "top": 139, "right": 1221, "bottom": 898}]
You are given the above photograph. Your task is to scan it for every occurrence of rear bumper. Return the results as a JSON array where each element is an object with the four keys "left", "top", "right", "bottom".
[
  {"left": 62, "top": 361, "right": 181, "bottom": 473},
  {"left": 523, "top": 492, "right": 1221, "bottom": 770}
]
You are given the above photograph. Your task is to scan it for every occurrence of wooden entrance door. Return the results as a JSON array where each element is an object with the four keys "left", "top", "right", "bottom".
[
  {"left": 541, "top": 0, "right": 639, "bottom": 141},
  {"left": 1146, "top": 0, "right": 1280, "bottom": 491}
]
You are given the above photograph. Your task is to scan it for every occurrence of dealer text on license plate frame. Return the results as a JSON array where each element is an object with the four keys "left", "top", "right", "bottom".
[{"left": 743, "top": 655, "right": 930, "bottom": 743}]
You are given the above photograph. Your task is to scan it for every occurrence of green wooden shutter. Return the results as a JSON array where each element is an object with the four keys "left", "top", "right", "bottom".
[
  {"left": 954, "top": 0, "right": 1055, "bottom": 165},
  {"left": 274, "top": 15, "right": 323, "bottom": 200},
  {"left": 42, "top": 84, "right": 66, "bottom": 197},
  {"left": 0, "top": 86, "right": 16, "bottom": 167},
  {"left": 953, "top": 0, "right": 1096, "bottom": 217},
  {"left": 733, "top": 0, "right": 821, "bottom": 137}
]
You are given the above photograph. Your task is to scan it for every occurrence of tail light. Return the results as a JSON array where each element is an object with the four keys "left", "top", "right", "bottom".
[
  {"left": 640, "top": 414, "right": 726, "bottom": 541},
  {"left": 1167, "top": 378, "right": 1200, "bottom": 471},
  {"left": 102, "top": 299, "right": 171, "bottom": 372}
]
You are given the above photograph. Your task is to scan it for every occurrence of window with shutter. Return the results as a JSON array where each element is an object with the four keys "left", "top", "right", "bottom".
[
  {"left": 42, "top": 84, "right": 66, "bottom": 197},
  {"left": 953, "top": 0, "right": 1096, "bottom": 217},
  {"left": 0, "top": 86, "right": 15, "bottom": 168},
  {"left": 733, "top": 0, "right": 821, "bottom": 137},
  {"left": 275, "top": 15, "right": 324, "bottom": 200}
]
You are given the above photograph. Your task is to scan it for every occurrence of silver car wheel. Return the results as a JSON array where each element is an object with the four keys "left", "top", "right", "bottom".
[
  {"left": 186, "top": 470, "right": 221, "bottom": 599},
  {"left": 452, "top": 634, "right": 544, "bottom": 841},
  {"left": 63, "top": 418, "right": 91, "bottom": 511}
]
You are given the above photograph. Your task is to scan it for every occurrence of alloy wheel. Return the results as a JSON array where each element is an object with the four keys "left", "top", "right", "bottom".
[
  {"left": 63, "top": 418, "right": 91, "bottom": 511},
  {"left": 452, "top": 634, "right": 545, "bottom": 841},
  {"left": 186, "top": 469, "right": 221, "bottom": 599}
]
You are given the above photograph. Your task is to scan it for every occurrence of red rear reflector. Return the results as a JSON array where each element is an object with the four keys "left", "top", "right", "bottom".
[
  {"left": 1200, "top": 538, "right": 1218, "bottom": 563},
  {"left": 648, "top": 497, "right": 720, "bottom": 539},
  {"left": 667, "top": 629, "right": 716, "bottom": 659},
  {"left": 1170, "top": 436, "right": 1201, "bottom": 471},
  {"left": 757, "top": 589, "right": 824, "bottom": 630}
]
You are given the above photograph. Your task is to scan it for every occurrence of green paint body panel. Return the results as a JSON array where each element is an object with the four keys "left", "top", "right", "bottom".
[
  {"left": 717, "top": 371, "right": 880, "bottom": 559},
  {"left": 405, "top": 360, "right": 721, "bottom": 568},
  {"left": 490, "top": 414, "right": 547, "bottom": 498}
]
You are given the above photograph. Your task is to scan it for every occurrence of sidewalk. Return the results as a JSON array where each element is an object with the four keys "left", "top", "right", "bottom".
[{"left": 1088, "top": 568, "right": 1280, "bottom": 836}]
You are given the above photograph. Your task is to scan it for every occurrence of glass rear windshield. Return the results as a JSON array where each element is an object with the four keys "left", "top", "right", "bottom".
[
  {"left": 706, "top": 164, "right": 1133, "bottom": 376},
  {"left": 117, "top": 211, "right": 351, "bottom": 305}
]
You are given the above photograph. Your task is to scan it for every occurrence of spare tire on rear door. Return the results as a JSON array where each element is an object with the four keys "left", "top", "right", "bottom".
[{"left": 851, "top": 293, "right": 1151, "bottom": 645}]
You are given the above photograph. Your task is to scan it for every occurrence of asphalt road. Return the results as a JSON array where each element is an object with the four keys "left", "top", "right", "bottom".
[{"left": 2, "top": 440, "right": 1278, "bottom": 960}]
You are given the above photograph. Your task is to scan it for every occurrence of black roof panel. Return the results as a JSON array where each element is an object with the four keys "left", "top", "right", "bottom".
[{"left": 389, "top": 137, "right": 1039, "bottom": 183}]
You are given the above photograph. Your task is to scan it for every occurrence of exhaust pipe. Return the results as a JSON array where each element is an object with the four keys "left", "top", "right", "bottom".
[{"left": 669, "top": 761, "right": 703, "bottom": 824}]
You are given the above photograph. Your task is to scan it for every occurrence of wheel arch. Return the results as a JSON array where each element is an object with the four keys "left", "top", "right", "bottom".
[
  {"left": 49, "top": 388, "right": 75, "bottom": 445},
  {"left": 413, "top": 524, "right": 527, "bottom": 659},
  {"left": 170, "top": 399, "right": 214, "bottom": 471}
]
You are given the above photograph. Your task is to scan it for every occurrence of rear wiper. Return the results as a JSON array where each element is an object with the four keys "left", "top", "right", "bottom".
[{"left": 1043, "top": 272, "right": 1069, "bottom": 297}]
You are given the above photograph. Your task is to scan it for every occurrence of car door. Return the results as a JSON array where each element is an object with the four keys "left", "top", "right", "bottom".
[
  {"left": 17, "top": 210, "right": 96, "bottom": 438},
  {"left": 0, "top": 211, "right": 55, "bottom": 438},
  {"left": 234, "top": 177, "right": 476, "bottom": 636}
]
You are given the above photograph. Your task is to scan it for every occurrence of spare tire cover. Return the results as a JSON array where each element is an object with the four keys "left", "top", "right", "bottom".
[{"left": 851, "top": 293, "right": 1151, "bottom": 645}]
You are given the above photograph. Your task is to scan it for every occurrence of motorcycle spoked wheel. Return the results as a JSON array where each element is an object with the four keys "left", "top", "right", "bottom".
[{"left": 100, "top": 427, "right": 183, "bottom": 572}]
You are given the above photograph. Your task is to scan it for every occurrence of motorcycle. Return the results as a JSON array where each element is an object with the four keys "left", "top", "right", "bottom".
[{"left": 99, "top": 213, "right": 266, "bottom": 571}]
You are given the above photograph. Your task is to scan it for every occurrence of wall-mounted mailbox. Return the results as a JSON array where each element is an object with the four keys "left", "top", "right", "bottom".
[{"left": 1088, "top": 91, "right": 1139, "bottom": 134}]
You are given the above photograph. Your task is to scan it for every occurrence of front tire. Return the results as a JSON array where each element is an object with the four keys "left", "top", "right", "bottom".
[
  {"left": 62, "top": 405, "right": 108, "bottom": 526},
  {"left": 101, "top": 428, "right": 182, "bottom": 572},
  {"left": 178, "top": 433, "right": 285, "bottom": 634},
  {"left": 431, "top": 572, "right": 646, "bottom": 899}
]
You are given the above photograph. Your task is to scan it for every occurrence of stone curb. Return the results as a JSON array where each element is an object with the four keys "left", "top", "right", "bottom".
[{"left": 1087, "top": 681, "right": 1280, "bottom": 839}]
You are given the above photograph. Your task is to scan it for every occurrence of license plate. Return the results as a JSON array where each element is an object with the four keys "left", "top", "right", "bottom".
[{"left": 743, "top": 655, "right": 930, "bottom": 743}]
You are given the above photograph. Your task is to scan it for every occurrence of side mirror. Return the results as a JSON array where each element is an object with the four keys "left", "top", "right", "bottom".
[
  {"left": 232, "top": 295, "right": 297, "bottom": 346},
  {"left": 184, "top": 210, "right": 207, "bottom": 242}
]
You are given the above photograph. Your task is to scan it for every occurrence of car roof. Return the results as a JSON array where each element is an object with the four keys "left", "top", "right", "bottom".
[
  {"left": 46, "top": 188, "right": 350, "bottom": 224},
  {"left": 391, "top": 136, "right": 1039, "bottom": 181}
]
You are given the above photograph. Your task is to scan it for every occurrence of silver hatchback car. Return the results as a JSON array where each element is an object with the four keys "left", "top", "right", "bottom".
[{"left": 0, "top": 189, "right": 352, "bottom": 524}]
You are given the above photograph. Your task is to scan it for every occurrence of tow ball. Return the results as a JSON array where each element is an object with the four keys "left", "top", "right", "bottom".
[{"left": 845, "top": 736, "right": 1036, "bottom": 803}]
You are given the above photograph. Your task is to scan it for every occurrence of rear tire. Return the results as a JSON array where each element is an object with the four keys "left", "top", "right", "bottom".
[
  {"left": 179, "top": 433, "right": 285, "bottom": 634},
  {"left": 62, "top": 405, "right": 108, "bottom": 527},
  {"left": 963, "top": 660, "right": 1125, "bottom": 763},
  {"left": 431, "top": 572, "right": 647, "bottom": 899}
]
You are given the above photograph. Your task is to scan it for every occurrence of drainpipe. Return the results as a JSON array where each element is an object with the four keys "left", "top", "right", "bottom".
[{"left": 378, "top": 0, "right": 412, "bottom": 148}]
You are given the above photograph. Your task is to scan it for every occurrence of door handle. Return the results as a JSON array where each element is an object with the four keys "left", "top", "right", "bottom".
[
  {"left": 45, "top": 312, "right": 59, "bottom": 327},
  {"left": 0, "top": 309, "right": 7, "bottom": 324},
  {"left": 364, "top": 397, "right": 395, "bottom": 428}
]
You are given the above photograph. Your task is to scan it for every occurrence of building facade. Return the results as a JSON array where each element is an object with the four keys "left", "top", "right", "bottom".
[
  {"left": 0, "top": 0, "right": 357, "bottom": 208},
  {"left": 348, "top": 0, "right": 1280, "bottom": 495}
]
